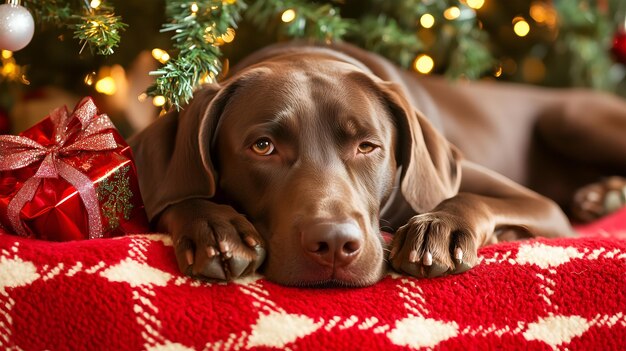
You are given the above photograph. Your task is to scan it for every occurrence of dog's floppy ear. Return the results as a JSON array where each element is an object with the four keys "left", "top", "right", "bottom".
[
  {"left": 130, "top": 69, "right": 265, "bottom": 223},
  {"left": 129, "top": 84, "right": 226, "bottom": 223},
  {"left": 380, "top": 82, "right": 462, "bottom": 213}
]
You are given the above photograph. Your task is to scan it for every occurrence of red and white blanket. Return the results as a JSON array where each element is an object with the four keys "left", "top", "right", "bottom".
[{"left": 1, "top": 210, "right": 626, "bottom": 350}]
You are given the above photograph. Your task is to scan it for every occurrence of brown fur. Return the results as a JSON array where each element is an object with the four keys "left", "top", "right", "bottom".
[{"left": 130, "top": 43, "right": 626, "bottom": 287}]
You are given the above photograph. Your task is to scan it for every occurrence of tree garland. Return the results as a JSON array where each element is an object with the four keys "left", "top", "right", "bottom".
[
  {"left": 14, "top": 0, "right": 625, "bottom": 109},
  {"left": 27, "top": 0, "right": 126, "bottom": 56},
  {"left": 147, "top": 0, "right": 246, "bottom": 109}
]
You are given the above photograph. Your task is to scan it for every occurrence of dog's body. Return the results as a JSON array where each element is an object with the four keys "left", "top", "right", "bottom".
[{"left": 130, "top": 43, "right": 626, "bottom": 287}]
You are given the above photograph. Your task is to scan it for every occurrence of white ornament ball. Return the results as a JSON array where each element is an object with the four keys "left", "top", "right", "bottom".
[{"left": 0, "top": 3, "right": 34, "bottom": 51}]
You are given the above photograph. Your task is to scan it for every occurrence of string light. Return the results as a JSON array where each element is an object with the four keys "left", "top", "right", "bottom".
[
  {"left": 420, "top": 14, "right": 435, "bottom": 29},
  {"left": 444, "top": 6, "right": 461, "bottom": 20},
  {"left": 210, "top": 28, "right": 236, "bottom": 46},
  {"left": 530, "top": 2, "right": 556, "bottom": 27},
  {"left": 281, "top": 9, "right": 296, "bottom": 23},
  {"left": 190, "top": 3, "right": 199, "bottom": 13},
  {"left": 465, "top": 0, "right": 484, "bottom": 10},
  {"left": 493, "top": 65, "right": 502, "bottom": 78},
  {"left": 0, "top": 50, "right": 28, "bottom": 84},
  {"left": 1, "top": 62, "right": 16, "bottom": 77},
  {"left": 204, "top": 27, "right": 216, "bottom": 44},
  {"left": 151, "top": 48, "right": 170, "bottom": 64},
  {"left": 95, "top": 76, "right": 116, "bottom": 95},
  {"left": 413, "top": 54, "right": 434, "bottom": 74},
  {"left": 152, "top": 95, "right": 166, "bottom": 107},
  {"left": 201, "top": 68, "right": 220, "bottom": 84},
  {"left": 221, "top": 28, "right": 235, "bottom": 43},
  {"left": 90, "top": 0, "right": 101, "bottom": 9},
  {"left": 208, "top": 28, "right": 235, "bottom": 46},
  {"left": 84, "top": 72, "right": 96, "bottom": 86},
  {"left": 529, "top": 3, "right": 546, "bottom": 23},
  {"left": 513, "top": 17, "right": 530, "bottom": 37}
]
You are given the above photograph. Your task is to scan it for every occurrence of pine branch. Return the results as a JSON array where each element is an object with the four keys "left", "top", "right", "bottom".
[
  {"left": 553, "top": 1, "right": 615, "bottom": 90},
  {"left": 245, "top": 0, "right": 351, "bottom": 42},
  {"left": 19, "top": 0, "right": 623, "bottom": 110},
  {"left": 26, "top": 0, "right": 72, "bottom": 25},
  {"left": 152, "top": 0, "right": 351, "bottom": 110},
  {"left": 25, "top": 1, "right": 126, "bottom": 56},
  {"left": 149, "top": 0, "right": 246, "bottom": 110},
  {"left": 350, "top": 15, "right": 422, "bottom": 68},
  {"left": 446, "top": 21, "right": 494, "bottom": 80},
  {"left": 362, "top": 0, "right": 494, "bottom": 78}
]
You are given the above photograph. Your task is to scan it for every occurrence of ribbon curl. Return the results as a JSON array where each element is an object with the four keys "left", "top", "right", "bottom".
[{"left": 0, "top": 97, "right": 119, "bottom": 239}]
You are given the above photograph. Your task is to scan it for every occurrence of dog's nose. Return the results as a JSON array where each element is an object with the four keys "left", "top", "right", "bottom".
[{"left": 302, "top": 221, "right": 363, "bottom": 267}]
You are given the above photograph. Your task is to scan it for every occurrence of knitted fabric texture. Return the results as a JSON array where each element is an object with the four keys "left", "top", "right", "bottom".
[{"left": 1, "top": 209, "right": 625, "bottom": 350}]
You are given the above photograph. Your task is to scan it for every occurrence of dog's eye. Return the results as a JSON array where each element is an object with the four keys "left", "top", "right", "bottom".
[
  {"left": 357, "top": 142, "right": 376, "bottom": 154},
  {"left": 251, "top": 138, "right": 275, "bottom": 156}
]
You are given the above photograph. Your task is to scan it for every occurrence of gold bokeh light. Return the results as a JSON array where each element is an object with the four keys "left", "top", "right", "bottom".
[
  {"left": 281, "top": 9, "right": 296, "bottom": 23},
  {"left": 420, "top": 14, "right": 435, "bottom": 29},
  {"left": 414, "top": 54, "right": 435, "bottom": 74}
]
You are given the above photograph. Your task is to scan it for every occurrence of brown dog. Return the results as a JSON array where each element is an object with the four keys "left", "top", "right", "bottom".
[{"left": 130, "top": 42, "right": 626, "bottom": 287}]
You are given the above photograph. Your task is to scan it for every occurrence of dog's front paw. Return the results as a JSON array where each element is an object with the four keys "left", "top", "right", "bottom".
[
  {"left": 165, "top": 200, "right": 266, "bottom": 281},
  {"left": 389, "top": 211, "right": 487, "bottom": 278}
]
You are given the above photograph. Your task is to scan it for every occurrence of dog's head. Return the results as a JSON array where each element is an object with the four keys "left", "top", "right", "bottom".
[{"left": 152, "top": 49, "right": 460, "bottom": 286}]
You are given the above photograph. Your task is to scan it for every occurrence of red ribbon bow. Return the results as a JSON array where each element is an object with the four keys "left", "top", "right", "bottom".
[{"left": 0, "top": 97, "right": 119, "bottom": 238}]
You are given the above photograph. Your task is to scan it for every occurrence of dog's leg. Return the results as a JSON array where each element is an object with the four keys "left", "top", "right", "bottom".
[
  {"left": 571, "top": 176, "right": 626, "bottom": 222},
  {"left": 157, "top": 199, "right": 266, "bottom": 281},
  {"left": 389, "top": 160, "right": 574, "bottom": 278},
  {"left": 536, "top": 91, "right": 626, "bottom": 221},
  {"left": 537, "top": 91, "right": 626, "bottom": 170}
]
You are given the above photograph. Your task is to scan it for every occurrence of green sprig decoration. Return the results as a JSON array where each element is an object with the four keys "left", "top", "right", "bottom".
[
  {"left": 148, "top": 0, "right": 246, "bottom": 110},
  {"left": 25, "top": 0, "right": 126, "bottom": 56},
  {"left": 73, "top": 6, "right": 127, "bottom": 55}
]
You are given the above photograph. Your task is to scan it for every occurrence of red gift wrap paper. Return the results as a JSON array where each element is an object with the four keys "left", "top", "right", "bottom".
[{"left": 0, "top": 97, "right": 149, "bottom": 241}]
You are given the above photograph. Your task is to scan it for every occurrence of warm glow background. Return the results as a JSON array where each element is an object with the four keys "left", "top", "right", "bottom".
[{"left": 0, "top": 0, "right": 623, "bottom": 136}]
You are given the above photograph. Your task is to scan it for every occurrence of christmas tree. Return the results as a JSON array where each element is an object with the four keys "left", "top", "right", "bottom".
[{"left": 0, "top": 0, "right": 624, "bottom": 135}]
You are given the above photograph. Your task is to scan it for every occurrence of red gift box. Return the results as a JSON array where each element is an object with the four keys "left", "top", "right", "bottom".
[{"left": 0, "top": 97, "right": 149, "bottom": 241}]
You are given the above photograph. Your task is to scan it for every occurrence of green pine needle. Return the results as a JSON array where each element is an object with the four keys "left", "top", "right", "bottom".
[
  {"left": 148, "top": 0, "right": 246, "bottom": 110},
  {"left": 19, "top": 0, "right": 625, "bottom": 110},
  {"left": 246, "top": 0, "right": 351, "bottom": 41},
  {"left": 26, "top": 0, "right": 72, "bottom": 24},
  {"left": 25, "top": 1, "right": 127, "bottom": 56},
  {"left": 72, "top": 12, "right": 127, "bottom": 56},
  {"left": 351, "top": 15, "right": 423, "bottom": 68}
]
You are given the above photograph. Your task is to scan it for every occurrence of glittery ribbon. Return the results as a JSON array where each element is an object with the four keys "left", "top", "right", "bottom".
[{"left": 0, "top": 97, "right": 118, "bottom": 238}]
